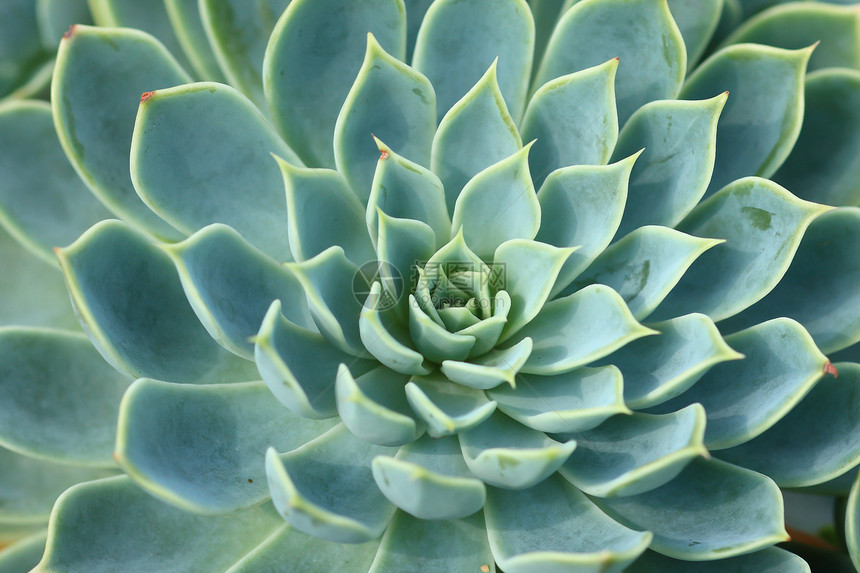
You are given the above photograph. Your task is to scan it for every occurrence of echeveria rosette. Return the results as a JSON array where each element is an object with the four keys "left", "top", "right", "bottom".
[{"left": 1, "top": 0, "right": 860, "bottom": 572}]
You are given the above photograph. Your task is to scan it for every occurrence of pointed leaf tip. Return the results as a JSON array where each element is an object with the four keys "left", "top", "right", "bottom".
[
  {"left": 140, "top": 91, "right": 155, "bottom": 103},
  {"left": 826, "top": 362, "right": 839, "bottom": 378}
]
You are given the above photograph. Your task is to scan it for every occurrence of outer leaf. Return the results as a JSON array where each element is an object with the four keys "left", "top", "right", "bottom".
[
  {"left": 0, "top": 0, "right": 43, "bottom": 99},
  {"left": 163, "top": 0, "right": 225, "bottom": 80},
  {"left": 0, "top": 328, "right": 129, "bottom": 466},
  {"left": 36, "top": 0, "right": 92, "bottom": 48},
  {"left": 535, "top": 0, "right": 686, "bottom": 124},
  {"left": 485, "top": 476, "right": 652, "bottom": 573},
  {"left": 667, "top": 0, "right": 723, "bottom": 69},
  {"left": 264, "top": 0, "right": 405, "bottom": 167},
  {"left": 265, "top": 425, "right": 397, "bottom": 543},
  {"left": 520, "top": 58, "right": 618, "bottom": 188},
  {"left": 405, "top": 373, "right": 497, "bottom": 437},
  {"left": 116, "top": 379, "right": 336, "bottom": 514},
  {"left": 334, "top": 35, "right": 436, "bottom": 202},
  {"left": 52, "top": 25, "right": 190, "bottom": 239},
  {"left": 594, "top": 458, "right": 788, "bottom": 560},
  {"left": 0, "top": 530, "right": 47, "bottom": 573},
  {"left": 650, "top": 177, "right": 830, "bottom": 322},
  {"left": 680, "top": 44, "right": 812, "bottom": 197},
  {"left": 628, "top": 547, "right": 811, "bottom": 572},
  {"left": 130, "top": 82, "right": 301, "bottom": 261},
  {"left": 412, "top": 0, "right": 534, "bottom": 121},
  {"left": 33, "top": 476, "right": 282, "bottom": 573},
  {"left": 849, "top": 468, "right": 860, "bottom": 571}
]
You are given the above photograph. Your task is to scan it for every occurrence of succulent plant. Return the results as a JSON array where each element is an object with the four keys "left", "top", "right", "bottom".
[{"left": 3, "top": 0, "right": 860, "bottom": 572}]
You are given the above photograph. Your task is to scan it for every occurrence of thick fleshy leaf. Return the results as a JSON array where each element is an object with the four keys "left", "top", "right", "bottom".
[
  {"left": 441, "top": 338, "right": 533, "bottom": 390},
  {"left": 0, "top": 447, "right": 114, "bottom": 525},
  {"left": 335, "top": 364, "right": 422, "bottom": 447},
  {"left": 431, "top": 61, "right": 522, "bottom": 213},
  {"left": 0, "top": 100, "right": 110, "bottom": 265},
  {"left": 722, "top": 3, "right": 860, "bottom": 72},
  {"left": 650, "top": 318, "right": 827, "bottom": 450},
  {"left": 334, "top": 36, "right": 436, "bottom": 202},
  {"left": 371, "top": 435, "right": 486, "bottom": 520},
  {"left": 773, "top": 69, "right": 860, "bottom": 207},
  {"left": 611, "top": 94, "right": 727, "bottom": 237},
  {"left": 558, "top": 405, "right": 707, "bottom": 498},
  {"left": 199, "top": 0, "right": 288, "bottom": 105},
  {"left": 264, "top": 0, "right": 405, "bottom": 167},
  {"left": 255, "top": 300, "right": 375, "bottom": 419},
  {"left": 650, "top": 177, "right": 830, "bottom": 322},
  {"left": 717, "top": 362, "right": 860, "bottom": 487},
  {"left": 376, "top": 212, "right": 435, "bottom": 317},
  {"left": 33, "top": 476, "right": 282, "bottom": 573},
  {"left": 169, "top": 224, "right": 313, "bottom": 360},
  {"left": 162, "top": 0, "right": 225, "bottom": 80},
  {"left": 520, "top": 58, "right": 618, "bottom": 188},
  {"left": 408, "top": 297, "right": 476, "bottom": 363},
  {"left": 52, "top": 25, "right": 189, "bottom": 239},
  {"left": 36, "top": 0, "right": 92, "bottom": 48},
  {"left": 0, "top": 328, "right": 129, "bottom": 466},
  {"left": 536, "top": 154, "right": 637, "bottom": 297},
  {"left": 459, "top": 412, "right": 576, "bottom": 489},
  {"left": 369, "top": 511, "right": 493, "bottom": 573},
  {"left": 278, "top": 159, "right": 374, "bottom": 265},
  {"left": 412, "top": 0, "right": 534, "bottom": 121},
  {"left": 458, "top": 290, "right": 512, "bottom": 357},
  {"left": 0, "top": 0, "right": 44, "bottom": 98},
  {"left": 116, "top": 378, "right": 336, "bottom": 514},
  {"left": 680, "top": 44, "right": 812, "bottom": 197},
  {"left": 0, "top": 224, "right": 77, "bottom": 329},
  {"left": 535, "top": 0, "right": 686, "bottom": 124},
  {"left": 451, "top": 144, "right": 541, "bottom": 260},
  {"left": 405, "top": 373, "right": 497, "bottom": 437},
  {"left": 57, "top": 220, "right": 256, "bottom": 383},
  {"left": 485, "top": 475, "right": 652, "bottom": 573},
  {"left": 667, "top": 0, "right": 723, "bottom": 69},
  {"left": 573, "top": 226, "right": 722, "bottom": 320},
  {"left": 718, "top": 208, "right": 860, "bottom": 353},
  {"left": 595, "top": 458, "right": 788, "bottom": 560},
  {"left": 404, "top": 0, "right": 434, "bottom": 62},
  {"left": 265, "top": 425, "right": 397, "bottom": 543},
  {"left": 849, "top": 469, "right": 860, "bottom": 571},
  {"left": 628, "top": 547, "right": 810, "bottom": 572},
  {"left": 517, "top": 284, "right": 656, "bottom": 375},
  {"left": 603, "top": 313, "right": 742, "bottom": 409},
  {"left": 0, "top": 530, "right": 47, "bottom": 573},
  {"left": 368, "top": 142, "right": 451, "bottom": 247},
  {"left": 130, "top": 82, "right": 301, "bottom": 261},
  {"left": 489, "top": 366, "right": 629, "bottom": 433},
  {"left": 529, "top": 0, "right": 568, "bottom": 77}
]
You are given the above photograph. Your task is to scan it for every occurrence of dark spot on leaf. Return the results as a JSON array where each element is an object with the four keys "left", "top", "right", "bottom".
[{"left": 741, "top": 206, "right": 774, "bottom": 231}]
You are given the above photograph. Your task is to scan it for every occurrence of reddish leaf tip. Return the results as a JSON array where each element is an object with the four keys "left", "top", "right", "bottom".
[
  {"left": 140, "top": 91, "right": 155, "bottom": 103},
  {"left": 825, "top": 362, "right": 839, "bottom": 378},
  {"left": 379, "top": 149, "right": 389, "bottom": 160},
  {"left": 63, "top": 25, "right": 76, "bottom": 39}
]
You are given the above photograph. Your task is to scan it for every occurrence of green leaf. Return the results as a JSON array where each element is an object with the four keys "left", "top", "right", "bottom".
[
  {"left": 130, "top": 82, "right": 301, "bottom": 261},
  {"left": 667, "top": 0, "right": 723, "bottom": 69},
  {"left": 458, "top": 290, "right": 512, "bottom": 357},
  {"left": 594, "top": 458, "right": 788, "bottom": 560},
  {"left": 33, "top": 476, "right": 282, "bottom": 573},
  {"left": 265, "top": 425, "right": 397, "bottom": 543},
  {"left": 255, "top": 300, "right": 376, "bottom": 419},
  {"left": 611, "top": 94, "right": 727, "bottom": 237},
  {"left": 408, "top": 297, "right": 476, "bottom": 363},
  {"left": 650, "top": 177, "right": 830, "bottom": 322},
  {"left": 369, "top": 511, "right": 494, "bottom": 573},
  {"left": 628, "top": 547, "right": 811, "bottom": 572},
  {"left": 573, "top": 226, "right": 722, "bottom": 321},
  {"left": 431, "top": 61, "right": 522, "bottom": 213},
  {"left": 441, "top": 338, "right": 533, "bottom": 390},
  {"left": 484, "top": 475, "right": 652, "bottom": 572},
  {"left": 602, "top": 313, "right": 742, "bottom": 409},
  {"left": 516, "top": 284, "right": 656, "bottom": 375},
  {"left": 264, "top": 0, "right": 405, "bottom": 167},
  {"left": 459, "top": 411, "right": 576, "bottom": 489},
  {"left": 0, "top": 530, "right": 47, "bottom": 573},
  {"left": 451, "top": 144, "right": 541, "bottom": 261},
  {"left": 52, "top": 25, "right": 189, "bottom": 239},
  {"left": 277, "top": 159, "right": 374, "bottom": 265},
  {"left": 650, "top": 318, "right": 827, "bottom": 450},
  {"left": 558, "top": 405, "right": 708, "bottom": 497},
  {"left": 412, "top": 0, "right": 534, "bottom": 121},
  {"left": 163, "top": 0, "right": 225, "bottom": 80},
  {"left": 535, "top": 0, "right": 686, "bottom": 124},
  {"left": 57, "top": 220, "right": 256, "bottom": 383},
  {"left": 404, "top": 0, "right": 434, "bottom": 62},
  {"left": 371, "top": 435, "right": 486, "bottom": 520},
  {"left": 721, "top": 3, "right": 860, "bottom": 72},
  {"left": 334, "top": 36, "right": 436, "bottom": 202},
  {"left": 520, "top": 58, "right": 618, "bottom": 188},
  {"left": 376, "top": 212, "right": 436, "bottom": 320},
  {"left": 116, "top": 379, "right": 336, "bottom": 514},
  {"left": 489, "top": 366, "right": 629, "bottom": 433},
  {"left": 773, "top": 69, "right": 860, "bottom": 207},
  {"left": 717, "top": 362, "right": 860, "bottom": 488},
  {"left": 36, "top": 0, "right": 92, "bottom": 48},
  {"left": 0, "top": 0, "right": 47, "bottom": 99},
  {"left": 535, "top": 154, "right": 637, "bottom": 298},
  {"left": 404, "top": 372, "right": 497, "bottom": 437},
  {"left": 335, "top": 364, "right": 422, "bottom": 447},
  {"left": 848, "top": 468, "right": 860, "bottom": 570},
  {"left": 0, "top": 100, "right": 110, "bottom": 265},
  {"left": 718, "top": 208, "right": 860, "bottom": 354},
  {"left": 0, "top": 328, "right": 129, "bottom": 466},
  {"left": 680, "top": 44, "right": 812, "bottom": 198}
]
